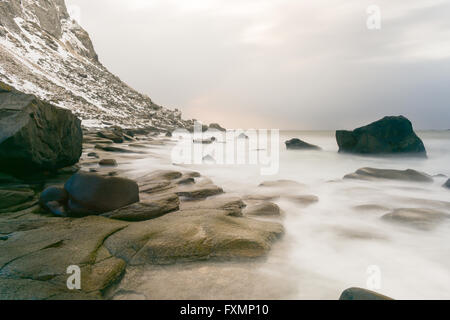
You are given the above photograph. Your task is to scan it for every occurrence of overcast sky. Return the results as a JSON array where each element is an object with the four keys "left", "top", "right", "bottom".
[{"left": 66, "top": 0, "right": 450, "bottom": 130}]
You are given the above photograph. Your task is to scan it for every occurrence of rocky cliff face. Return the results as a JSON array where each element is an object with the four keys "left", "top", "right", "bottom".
[{"left": 0, "top": 0, "right": 191, "bottom": 129}]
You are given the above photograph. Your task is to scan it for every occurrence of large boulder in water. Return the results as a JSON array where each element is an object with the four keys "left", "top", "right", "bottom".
[
  {"left": 64, "top": 172, "right": 139, "bottom": 215},
  {"left": 336, "top": 116, "right": 426, "bottom": 156},
  {"left": 0, "top": 83, "right": 82, "bottom": 175}
]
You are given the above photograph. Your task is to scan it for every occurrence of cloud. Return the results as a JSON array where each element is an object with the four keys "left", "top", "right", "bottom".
[{"left": 67, "top": 0, "right": 450, "bottom": 129}]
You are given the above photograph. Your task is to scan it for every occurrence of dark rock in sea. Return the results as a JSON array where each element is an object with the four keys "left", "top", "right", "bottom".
[
  {"left": 285, "top": 138, "right": 321, "bottom": 150},
  {"left": 336, "top": 116, "right": 426, "bottom": 156},
  {"left": 99, "top": 159, "right": 118, "bottom": 167},
  {"left": 64, "top": 172, "right": 139, "bottom": 215},
  {"left": 39, "top": 186, "right": 69, "bottom": 216},
  {"left": 340, "top": 287, "right": 393, "bottom": 300},
  {"left": 344, "top": 167, "right": 433, "bottom": 183},
  {"left": 209, "top": 123, "right": 226, "bottom": 132},
  {"left": 444, "top": 179, "right": 450, "bottom": 189},
  {"left": 0, "top": 83, "right": 83, "bottom": 175}
]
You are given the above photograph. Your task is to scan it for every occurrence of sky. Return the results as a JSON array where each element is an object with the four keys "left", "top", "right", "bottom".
[{"left": 66, "top": 0, "right": 450, "bottom": 130}]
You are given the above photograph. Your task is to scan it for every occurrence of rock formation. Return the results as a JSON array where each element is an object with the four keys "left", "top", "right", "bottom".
[
  {"left": 285, "top": 138, "right": 321, "bottom": 150},
  {"left": 336, "top": 116, "right": 426, "bottom": 156},
  {"left": 0, "top": 81, "right": 82, "bottom": 175}
]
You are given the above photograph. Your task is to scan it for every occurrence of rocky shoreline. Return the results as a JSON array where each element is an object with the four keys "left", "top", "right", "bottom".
[{"left": 0, "top": 127, "right": 286, "bottom": 300}]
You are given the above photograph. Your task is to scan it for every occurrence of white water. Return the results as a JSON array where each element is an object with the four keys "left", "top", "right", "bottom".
[{"left": 123, "top": 131, "right": 450, "bottom": 300}]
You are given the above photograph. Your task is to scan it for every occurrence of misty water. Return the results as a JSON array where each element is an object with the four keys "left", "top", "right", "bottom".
[{"left": 117, "top": 131, "right": 450, "bottom": 300}]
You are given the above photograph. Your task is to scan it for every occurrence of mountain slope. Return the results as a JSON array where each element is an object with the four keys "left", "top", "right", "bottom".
[{"left": 0, "top": 0, "right": 191, "bottom": 129}]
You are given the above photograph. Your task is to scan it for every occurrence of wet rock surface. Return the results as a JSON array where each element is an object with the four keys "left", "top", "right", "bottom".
[
  {"left": 0, "top": 132, "right": 284, "bottom": 299},
  {"left": 244, "top": 202, "right": 281, "bottom": 217},
  {"left": 344, "top": 167, "right": 433, "bottom": 183},
  {"left": 382, "top": 208, "right": 450, "bottom": 230}
]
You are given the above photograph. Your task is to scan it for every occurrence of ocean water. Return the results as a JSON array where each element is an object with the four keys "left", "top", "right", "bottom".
[{"left": 122, "top": 131, "right": 450, "bottom": 300}]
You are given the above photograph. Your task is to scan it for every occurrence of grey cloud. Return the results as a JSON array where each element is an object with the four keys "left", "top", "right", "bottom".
[{"left": 67, "top": 0, "right": 450, "bottom": 129}]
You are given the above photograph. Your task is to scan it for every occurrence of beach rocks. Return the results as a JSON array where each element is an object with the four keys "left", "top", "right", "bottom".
[
  {"left": 444, "top": 179, "right": 450, "bottom": 189},
  {"left": 0, "top": 188, "right": 35, "bottom": 211},
  {"left": 285, "top": 138, "right": 321, "bottom": 150},
  {"left": 381, "top": 208, "right": 450, "bottom": 230},
  {"left": 99, "top": 159, "right": 118, "bottom": 167},
  {"left": 336, "top": 116, "right": 426, "bottom": 156},
  {"left": 344, "top": 167, "right": 433, "bottom": 183},
  {"left": 0, "top": 84, "right": 82, "bottom": 175},
  {"left": 245, "top": 202, "right": 281, "bottom": 217},
  {"left": 64, "top": 172, "right": 139, "bottom": 215},
  {"left": 339, "top": 287, "right": 393, "bottom": 300},
  {"left": 97, "top": 128, "right": 124, "bottom": 143},
  {"left": 176, "top": 184, "right": 224, "bottom": 200},
  {"left": 104, "top": 209, "right": 284, "bottom": 265},
  {"left": 180, "top": 197, "right": 246, "bottom": 217},
  {"left": 101, "top": 193, "right": 180, "bottom": 222},
  {"left": 0, "top": 216, "right": 128, "bottom": 299}
]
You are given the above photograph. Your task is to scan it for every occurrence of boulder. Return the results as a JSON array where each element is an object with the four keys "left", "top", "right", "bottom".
[
  {"left": 64, "top": 172, "right": 139, "bottom": 215},
  {"left": 444, "top": 179, "right": 450, "bottom": 189},
  {"left": 0, "top": 83, "right": 83, "bottom": 175},
  {"left": 336, "top": 116, "right": 426, "bottom": 156},
  {"left": 245, "top": 202, "right": 281, "bottom": 217},
  {"left": 381, "top": 208, "right": 450, "bottom": 230},
  {"left": 344, "top": 167, "right": 433, "bottom": 183},
  {"left": 285, "top": 138, "right": 321, "bottom": 150},
  {"left": 339, "top": 287, "right": 393, "bottom": 300}
]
